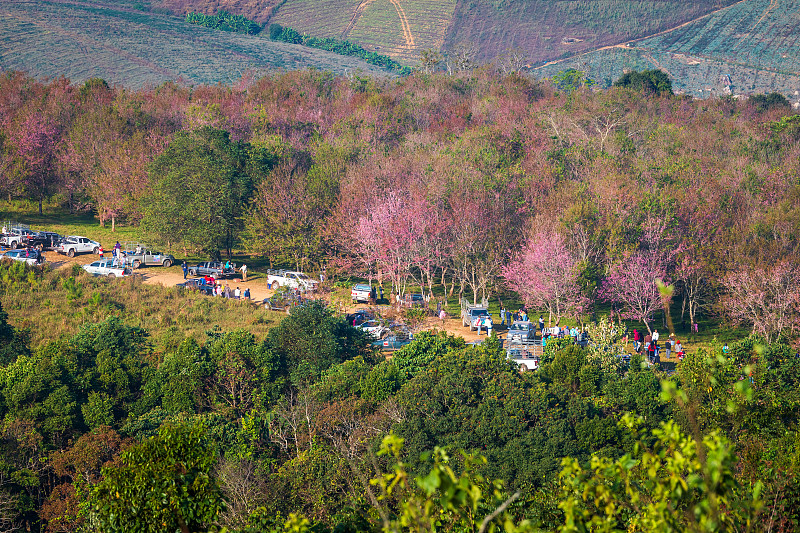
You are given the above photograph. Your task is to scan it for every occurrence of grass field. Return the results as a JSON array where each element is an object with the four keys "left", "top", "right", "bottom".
[
  {"left": 532, "top": 0, "right": 800, "bottom": 98},
  {"left": 0, "top": 259, "right": 284, "bottom": 350},
  {"left": 0, "top": 0, "right": 391, "bottom": 88}
]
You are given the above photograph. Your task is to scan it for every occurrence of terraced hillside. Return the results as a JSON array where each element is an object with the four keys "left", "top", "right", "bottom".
[
  {"left": 445, "top": 0, "right": 739, "bottom": 64},
  {"left": 0, "top": 0, "right": 391, "bottom": 88},
  {"left": 272, "top": 0, "right": 456, "bottom": 62},
  {"left": 533, "top": 0, "right": 800, "bottom": 98}
]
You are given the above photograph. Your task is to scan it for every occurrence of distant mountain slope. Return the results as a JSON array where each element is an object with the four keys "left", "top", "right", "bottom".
[
  {"left": 445, "top": 0, "right": 739, "bottom": 64},
  {"left": 0, "top": 0, "right": 391, "bottom": 88},
  {"left": 532, "top": 0, "right": 800, "bottom": 97}
]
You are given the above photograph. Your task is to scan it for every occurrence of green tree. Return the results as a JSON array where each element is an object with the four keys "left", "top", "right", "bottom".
[
  {"left": 613, "top": 69, "right": 673, "bottom": 96},
  {"left": 0, "top": 300, "right": 29, "bottom": 366},
  {"left": 91, "top": 423, "right": 224, "bottom": 533},
  {"left": 558, "top": 414, "right": 763, "bottom": 532},
  {"left": 266, "top": 300, "right": 374, "bottom": 383},
  {"left": 749, "top": 92, "right": 790, "bottom": 112},
  {"left": 143, "top": 127, "right": 252, "bottom": 258},
  {"left": 206, "top": 329, "right": 284, "bottom": 418}
]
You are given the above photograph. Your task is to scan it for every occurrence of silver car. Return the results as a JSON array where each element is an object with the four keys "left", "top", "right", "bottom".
[
  {"left": 507, "top": 321, "right": 536, "bottom": 342},
  {"left": 82, "top": 259, "right": 129, "bottom": 278},
  {"left": 2, "top": 249, "right": 44, "bottom": 266}
]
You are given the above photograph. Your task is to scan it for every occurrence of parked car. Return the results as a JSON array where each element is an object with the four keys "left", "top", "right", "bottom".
[
  {"left": 2, "top": 249, "right": 45, "bottom": 266},
  {"left": 373, "top": 332, "right": 415, "bottom": 351},
  {"left": 188, "top": 261, "right": 236, "bottom": 278},
  {"left": 176, "top": 278, "right": 214, "bottom": 295},
  {"left": 263, "top": 295, "right": 291, "bottom": 312},
  {"left": 402, "top": 293, "right": 425, "bottom": 308},
  {"left": 82, "top": 259, "right": 130, "bottom": 278},
  {"left": 356, "top": 319, "right": 389, "bottom": 339},
  {"left": 122, "top": 244, "right": 174, "bottom": 269},
  {"left": 58, "top": 236, "right": 101, "bottom": 257},
  {"left": 351, "top": 283, "right": 373, "bottom": 303},
  {"left": 1, "top": 228, "right": 49, "bottom": 250},
  {"left": 505, "top": 340, "right": 543, "bottom": 371},
  {"left": 346, "top": 309, "right": 373, "bottom": 326},
  {"left": 36, "top": 231, "right": 64, "bottom": 250},
  {"left": 507, "top": 321, "right": 536, "bottom": 342},
  {"left": 462, "top": 308, "right": 491, "bottom": 331},
  {"left": 266, "top": 269, "right": 318, "bottom": 291},
  {"left": 460, "top": 298, "right": 490, "bottom": 331}
]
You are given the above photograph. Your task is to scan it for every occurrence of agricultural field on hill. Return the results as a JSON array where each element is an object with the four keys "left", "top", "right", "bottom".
[
  {"left": 272, "top": 0, "right": 455, "bottom": 62},
  {"left": 445, "top": 0, "right": 738, "bottom": 64},
  {"left": 0, "top": 0, "right": 390, "bottom": 88},
  {"left": 533, "top": 0, "right": 800, "bottom": 98},
  {"left": 347, "top": 0, "right": 456, "bottom": 61},
  {"left": 272, "top": 0, "right": 361, "bottom": 39}
]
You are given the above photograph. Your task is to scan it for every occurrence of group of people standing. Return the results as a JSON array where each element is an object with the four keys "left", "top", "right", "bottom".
[
  {"left": 631, "top": 329, "right": 685, "bottom": 362},
  {"left": 203, "top": 276, "right": 250, "bottom": 300}
]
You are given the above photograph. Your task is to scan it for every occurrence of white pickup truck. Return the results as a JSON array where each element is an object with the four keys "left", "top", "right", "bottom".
[
  {"left": 58, "top": 236, "right": 101, "bottom": 257},
  {"left": 82, "top": 259, "right": 130, "bottom": 278},
  {"left": 266, "top": 269, "right": 318, "bottom": 292}
]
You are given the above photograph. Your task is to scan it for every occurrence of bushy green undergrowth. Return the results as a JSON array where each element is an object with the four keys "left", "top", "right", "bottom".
[
  {"left": 187, "top": 10, "right": 262, "bottom": 35},
  {"left": 269, "top": 23, "right": 411, "bottom": 74}
]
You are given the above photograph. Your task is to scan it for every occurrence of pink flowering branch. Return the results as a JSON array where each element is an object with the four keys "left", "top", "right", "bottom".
[{"left": 502, "top": 231, "right": 586, "bottom": 326}]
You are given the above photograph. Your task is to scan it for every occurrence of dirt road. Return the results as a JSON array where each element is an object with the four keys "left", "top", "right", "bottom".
[
  {"left": 42, "top": 250, "right": 498, "bottom": 343},
  {"left": 42, "top": 250, "right": 277, "bottom": 302}
]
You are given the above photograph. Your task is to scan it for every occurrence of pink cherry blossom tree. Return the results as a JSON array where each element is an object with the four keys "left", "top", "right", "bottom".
[
  {"left": 502, "top": 231, "right": 586, "bottom": 326},
  {"left": 356, "top": 191, "right": 426, "bottom": 298},
  {"left": 600, "top": 251, "right": 670, "bottom": 335},
  {"left": 720, "top": 261, "right": 800, "bottom": 342},
  {"left": 13, "top": 112, "right": 61, "bottom": 214}
]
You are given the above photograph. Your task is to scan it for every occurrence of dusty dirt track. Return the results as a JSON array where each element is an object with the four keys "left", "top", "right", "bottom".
[{"left": 42, "top": 250, "right": 494, "bottom": 343}]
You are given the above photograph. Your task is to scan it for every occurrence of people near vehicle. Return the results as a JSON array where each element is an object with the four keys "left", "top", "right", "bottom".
[
  {"left": 500, "top": 306, "right": 506, "bottom": 326},
  {"left": 115, "top": 241, "right": 121, "bottom": 256},
  {"left": 182, "top": 261, "right": 188, "bottom": 279},
  {"left": 240, "top": 263, "right": 247, "bottom": 281},
  {"left": 225, "top": 260, "right": 231, "bottom": 271},
  {"left": 539, "top": 316, "right": 544, "bottom": 332},
  {"left": 135, "top": 245, "right": 141, "bottom": 254},
  {"left": 98, "top": 246, "right": 103, "bottom": 258},
  {"left": 633, "top": 329, "right": 640, "bottom": 351},
  {"left": 486, "top": 315, "right": 493, "bottom": 336}
]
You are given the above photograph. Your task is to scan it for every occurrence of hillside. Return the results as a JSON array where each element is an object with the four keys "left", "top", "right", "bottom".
[
  {"left": 444, "top": 0, "right": 738, "bottom": 64},
  {"left": 532, "top": 0, "right": 800, "bottom": 97},
  {"left": 149, "top": 0, "right": 737, "bottom": 65},
  {"left": 0, "top": 0, "right": 391, "bottom": 88}
]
